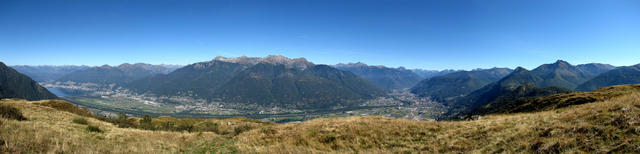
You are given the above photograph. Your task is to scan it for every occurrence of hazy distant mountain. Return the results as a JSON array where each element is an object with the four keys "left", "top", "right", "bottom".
[
  {"left": 410, "top": 69, "right": 459, "bottom": 79},
  {"left": 576, "top": 63, "right": 616, "bottom": 77},
  {"left": 0, "top": 62, "right": 58, "bottom": 100},
  {"left": 129, "top": 55, "right": 385, "bottom": 109},
  {"left": 410, "top": 68, "right": 512, "bottom": 101},
  {"left": 10, "top": 65, "right": 89, "bottom": 82},
  {"left": 576, "top": 64, "right": 640, "bottom": 91},
  {"left": 333, "top": 62, "right": 422, "bottom": 90},
  {"left": 127, "top": 58, "right": 252, "bottom": 97},
  {"left": 57, "top": 63, "right": 177, "bottom": 85}
]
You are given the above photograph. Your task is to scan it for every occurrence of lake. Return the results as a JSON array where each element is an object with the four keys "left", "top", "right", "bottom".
[{"left": 46, "top": 87, "right": 70, "bottom": 97}]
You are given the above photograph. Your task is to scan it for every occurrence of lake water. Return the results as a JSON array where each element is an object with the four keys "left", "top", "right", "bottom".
[{"left": 46, "top": 87, "right": 70, "bottom": 97}]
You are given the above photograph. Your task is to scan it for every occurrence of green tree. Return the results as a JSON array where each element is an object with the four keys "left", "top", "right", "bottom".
[
  {"left": 139, "top": 115, "right": 154, "bottom": 130},
  {"left": 115, "top": 112, "right": 135, "bottom": 128}
]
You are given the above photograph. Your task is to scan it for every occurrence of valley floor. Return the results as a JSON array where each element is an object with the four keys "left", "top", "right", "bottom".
[{"left": 2, "top": 86, "right": 640, "bottom": 153}]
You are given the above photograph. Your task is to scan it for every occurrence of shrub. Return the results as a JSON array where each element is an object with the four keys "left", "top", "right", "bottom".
[
  {"left": 176, "top": 124, "right": 195, "bottom": 132},
  {"left": 34, "top": 100, "right": 96, "bottom": 117},
  {"left": 0, "top": 104, "right": 27, "bottom": 121},
  {"left": 199, "top": 121, "right": 219, "bottom": 133},
  {"left": 232, "top": 124, "right": 255, "bottom": 136},
  {"left": 113, "top": 112, "right": 136, "bottom": 128},
  {"left": 161, "top": 121, "right": 175, "bottom": 131},
  {"left": 139, "top": 115, "right": 154, "bottom": 130},
  {"left": 87, "top": 125, "right": 103, "bottom": 133},
  {"left": 72, "top": 118, "right": 88, "bottom": 125}
]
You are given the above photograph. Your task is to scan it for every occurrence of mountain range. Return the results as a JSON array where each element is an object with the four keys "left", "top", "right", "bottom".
[
  {"left": 57, "top": 63, "right": 181, "bottom": 85},
  {"left": 333, "top": 62, "right": 423, "bottom": 90},
  {"left": 128, "top": 55, "right": 385, "bottom": 109},
  {"left": 442, "top": 67, "right": 572, "bottom": 119},
  {"left": 10, "top": 65, "right": 89, "bottom": 82},
  {"left": 410, "top": 67, "right": 513, "bottom": 101},
  {"left": 409, "top": 69, "right": 460, "bottom": 79},
  {"left": 7, "top": 56, "right": 640, "bottom": 114},
  {"left": 530, "top": 60, "right": 614, "bottom": 89},
  {"left": 440, "top": 61, "right": 616, "bottom": 119},
  {"left": 0, "top": 62, "right": 57, "bottom": 100},
  {"left": 575, "top": 64, "right": 640, "bottom": 91}
]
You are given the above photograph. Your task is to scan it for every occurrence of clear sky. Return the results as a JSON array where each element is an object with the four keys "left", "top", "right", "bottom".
[{"left": 1, "top": 0, "right": 639, "bottom": 70}]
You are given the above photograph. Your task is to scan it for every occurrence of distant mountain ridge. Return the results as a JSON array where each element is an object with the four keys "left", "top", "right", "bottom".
[
  {"left": 10, "top": 65, "right": 89, "bottom": 82},
  {"left": 128, "top": 55, "right": 385, "bottom": 109},
  {"left": 576, "top": 63, "right": 617, "bottom": 77},
  {"left": 57, "top": 63, "right": 180, "bottom": 85},
  {"left": 410, "top": 67, "right": 513, "bottom": 101},
  {"left": 443, "top": 67, "right": 572, "bottom": 119},
  {"left": 410, "top": 69, "right": 460, "bottom": 79},
  {"left": 576, "top": 64, "right": 640, "bottom": 91},
  {"left": 334, "top": 62, "right": 423, "bottom": 90},
  {"left": 529, "top": 60, "right": 611, "bottom": 90},
  {"left": 442, "top": 60, "right": 615, "bottom": 119},
  {"left": 0, "top": 62, "right": 58, "bottom": 100}
]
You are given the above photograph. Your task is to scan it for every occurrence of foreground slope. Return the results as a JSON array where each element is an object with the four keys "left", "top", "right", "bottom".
[
  {"left": 0, "top": 99, "right": 270, "bottom": 153},
  {"left": 0, "top": 99, "right": 227, "bottom": 153},
  {"left": 2, "top": 84, "right": 639, "bottom": 153},
  {"left": 467, "top": 84, "right": 640, "bottom": 116},
  {"left": 234, "top": 86, "right": 640, "bottom": 153},
  {"left": 0, "top": 62, "right": 57, "bottom": 100}
]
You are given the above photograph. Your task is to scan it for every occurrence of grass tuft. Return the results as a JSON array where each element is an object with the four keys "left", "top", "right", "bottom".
[
  {"left": 86, "top": 125, "right": 103, "bottom": 133},
  {"left": 72, "top": 118, "right": 88, "bottom": 125},
  {"left": 0, "top": 104, "right": 27, "bottom": 121}
]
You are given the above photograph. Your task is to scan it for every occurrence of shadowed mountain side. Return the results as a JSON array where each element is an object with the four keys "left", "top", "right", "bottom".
[
  {"left": 410, "top": 68, "right": 512, "bottom": 101},
  {"left": 576, "top": 64, "right": 640, "bottom": 91},
  {"left": 0, "top": 62, "right": 58, "bottom": 100}
]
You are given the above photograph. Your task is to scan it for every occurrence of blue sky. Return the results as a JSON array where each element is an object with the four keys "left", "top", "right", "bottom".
[{"left": 1, "top": 0, "right": 639, "bottom": 70}]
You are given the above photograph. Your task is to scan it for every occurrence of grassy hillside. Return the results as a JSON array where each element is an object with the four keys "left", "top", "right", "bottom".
[
  {"left": 0, "top": 99, "right": 268, "bottom": 153},
  {"left": 470, "top": 84, "right": 640, "bottom": 116},
  {"left": 234, "top": 90, "right": 640, "bottom": 153},
  {"left": 2, "top": 85, "right": 640, "bottom": 153}
]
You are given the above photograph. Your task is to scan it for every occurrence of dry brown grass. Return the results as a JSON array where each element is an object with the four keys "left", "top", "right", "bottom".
[
  {"left": 32, "top": 99, "right": 98, "bottom": 118},
  {"left": 148, "top": 116, "right": 272, "bottom": 135},
  {"left": 2, "top": 84, "right": 640, "bottom": 153},
  {"left": 0, "top": 99, "right": 228, "bottom": 153},
  {"left": 233, "top": 91, "right": 640, "bottom": 153}
]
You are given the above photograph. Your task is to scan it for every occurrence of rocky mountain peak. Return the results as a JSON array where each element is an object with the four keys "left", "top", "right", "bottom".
[
  {"left": 213, "top": 55, "right": 314, "bottom": 70},
  {"left": 513, "top": 67, "right": 528, "bottom": 73},
  {"left": 551, "top": 60, "right": 571, "bottom": 68}
]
